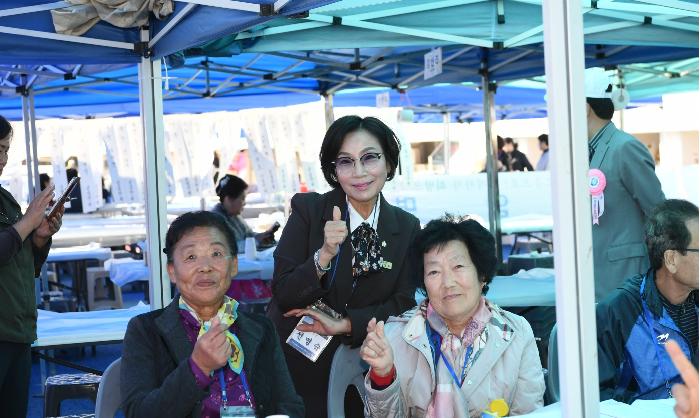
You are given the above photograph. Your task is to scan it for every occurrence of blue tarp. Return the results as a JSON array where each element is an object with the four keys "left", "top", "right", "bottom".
[{"left": 0, "top": 0, "right": 335, "bottom": 64}]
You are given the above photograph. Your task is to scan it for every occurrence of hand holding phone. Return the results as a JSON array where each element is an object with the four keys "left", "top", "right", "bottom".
[{"left": 47, "top": 177, "right": 79, "bottom": 219}]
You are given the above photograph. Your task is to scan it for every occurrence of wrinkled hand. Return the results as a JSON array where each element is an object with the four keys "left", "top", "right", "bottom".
[
  {"left": 191, "top": 316, "right": 231, "bottom": 376},
  {"left": 321, "top": 206, "right": 347, "bottom": 262},
  {"left": 35, "top": 205, "right": 64, "bottom": 240},
  {"left": 666, "top": 340, "right": 698, "bottom": 418},
  {"left": 284, "top": 308, "right": 350, "bottom": 336},
  {"left": 361, "top": 318, "right": 394, "bottom": 377},
  {"left": 24, "top": 185, "right": 55, "bottom": 231}
]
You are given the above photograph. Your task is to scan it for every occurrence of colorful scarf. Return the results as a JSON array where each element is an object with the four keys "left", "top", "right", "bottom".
[
  {"left": 178, "top": 295, "right": 244, "bottom": 374},
  {"left": 424, "top": 297, "right": 492, "bottom": 418}
]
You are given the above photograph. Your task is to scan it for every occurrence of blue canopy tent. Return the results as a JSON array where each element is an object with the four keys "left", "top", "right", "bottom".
[{"left": 0, "top": 0, "right": 337, "bottom": 309}]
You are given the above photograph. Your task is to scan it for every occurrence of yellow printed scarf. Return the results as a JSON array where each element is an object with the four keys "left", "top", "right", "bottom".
[{"left": 179, "top": 295, "right": 244, "bottom": 374}]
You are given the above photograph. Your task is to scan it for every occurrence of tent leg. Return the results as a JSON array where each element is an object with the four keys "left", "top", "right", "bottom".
[
  {"left": 542, "top": 0, "right": 600, "bottom": 416},
  {"left": 481, "top": 70, "right": 503, "bottom": 264},
  {"left": 324, "top": 93, "right": 334, "bottom": 130},
  {"left": 139, "top": 29, "right": 170, "bottom": 310},
  {"left": 442, "top": 112, "right": 450, "bottom": 174},
  {"left": 21, "top": 91, "right": 35, "bottom": 203},
  {"left": 28, "top": 92, "right": 41, "bottom": 194}
]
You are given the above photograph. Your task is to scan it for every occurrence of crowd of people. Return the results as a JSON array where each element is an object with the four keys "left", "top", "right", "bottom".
[{"left": 0, "top": 65, "right": 696, "bottom": 418}]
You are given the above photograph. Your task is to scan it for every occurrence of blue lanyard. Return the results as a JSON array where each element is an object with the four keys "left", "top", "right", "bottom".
[
  {"left": 426, "top": 322, "right": 473, "bottom": 388},
  {"left": 218, "top": 367, "right": 254, "bottom": 408},
  {"left": 639, "top": 277, "right": 676, "bottom": 395}
]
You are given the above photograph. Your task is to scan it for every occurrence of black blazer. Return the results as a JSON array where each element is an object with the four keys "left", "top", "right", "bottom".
[
  {"left": 268, "top": 187, "right": 420, "bottom": 347},
  {"left": 120, "top": 298, "right": 304, "bottom": 418}
]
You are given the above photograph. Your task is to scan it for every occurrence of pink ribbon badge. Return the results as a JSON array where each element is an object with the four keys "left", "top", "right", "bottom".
[{"left": 589, "top": 169, "right": 606, "bottom": 224}]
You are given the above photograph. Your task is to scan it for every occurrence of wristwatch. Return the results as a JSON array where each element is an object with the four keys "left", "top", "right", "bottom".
[{"left": 314, "top": 249, "right": 332, "bottom": 273}]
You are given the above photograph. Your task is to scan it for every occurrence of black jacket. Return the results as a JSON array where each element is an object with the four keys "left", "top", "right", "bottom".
[
  {"left": 121, "top": 298, "right": 304, "bottom": 418},
  {"left": 267, "top": 188, "right": 420, "bottom": 416},
  {"left": 500, "top": 149, "right": 534, "bottom": 171}
]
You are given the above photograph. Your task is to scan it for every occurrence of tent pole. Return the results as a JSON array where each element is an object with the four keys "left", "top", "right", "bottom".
[
  {"left": 324, "top": 93, "right": 334, "bottom": 129},
  {"left": 481, "top": 67, "right": 503, "bottom": 264},
  {"left": 442, "top": 112, "right": 450, "bottom": 174},
  {"left": 21, "top": 92, "right": 35, "bottom": 202},
  {"left": 28, "top": 91, "right": 41, "bottom": 194},
  {"left": 542, "top": 0, "right": 600, "bottom": 416},
  {"left": 29, "top": 90, "right": 50, "bottom": 308},
  {"left": 138, "top": 27, "right": 170, "bottom": 310}
]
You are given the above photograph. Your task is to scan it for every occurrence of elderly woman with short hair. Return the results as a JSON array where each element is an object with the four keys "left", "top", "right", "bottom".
[
  {"left": 361, "top": 216, "right": 545, "bottom": 417},
  {"left": 121, "top": 211, "right": 303, "bottom": 418}
]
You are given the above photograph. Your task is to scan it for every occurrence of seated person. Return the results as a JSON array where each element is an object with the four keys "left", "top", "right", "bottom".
[
  {"left": 361, "top": 216, "right": 545, "bottom": 417},
  {"left": 121, "top": 211, "right": 303, "bottom": 418},
  {"left": 597, "top": 199, "right": 698, "bottom": 402},
  {"left": 212, "top": 174, "right": 277, "bottom": 248}
]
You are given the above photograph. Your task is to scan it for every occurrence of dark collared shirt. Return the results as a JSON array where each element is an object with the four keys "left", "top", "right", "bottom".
[
  {"left": 660, "top": 291, "right": 699, "bottom": 362},
  {"left": 589, "top": 121, "right": 613, "bottom": 162}
]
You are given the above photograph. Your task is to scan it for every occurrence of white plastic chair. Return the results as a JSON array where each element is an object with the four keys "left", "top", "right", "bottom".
[
  {"left": 327, "top": 345, "right": 368, "bottom": 418},
  {"left": 95, "top": 357, "right": 122, "bottom": 418}
]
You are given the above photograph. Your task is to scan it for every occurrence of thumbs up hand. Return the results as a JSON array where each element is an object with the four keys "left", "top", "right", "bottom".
[
  {"left": 319, "top": 206, "right": 347, "bottom": 267},
  {"left": 361, "top": 318, "right": 394, "bottom": 377}
]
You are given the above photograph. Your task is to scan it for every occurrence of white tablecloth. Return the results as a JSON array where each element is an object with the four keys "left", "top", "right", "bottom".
[
  {"left": 105, "top": 258, "right": 149, "bottom": 287},
  {"left": 501, "top": 215, "right": 553, "bottom": 235},
  {"left": 53, "top": 216, "right": 148, "bottom": 248},
  {"left": 236, "top": 247, "right": 275, "bottom": 280},
  {"left": 33, "top": 303, "right": 150, "bottom": 349},
  {"left": 514, "top": 398, "right": 676, "bottom": 417},
  {"left": 415, "top": 268, "right": 555, "bottom": 308},
  {"left": 47, "top": 243, "right": 112, "bottom": 263}
]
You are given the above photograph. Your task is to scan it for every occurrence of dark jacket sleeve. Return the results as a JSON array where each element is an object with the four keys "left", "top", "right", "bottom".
[
  {"left": 0, "top": 226, "right": 22, "bottom": 264},
  {"left": 32, "top": 235, "right": 51, "bottom": 277},
  {"left": 272, "top": 193, "right": 327, "bottom": 311},
  {"left": 522, "top": 153, "right": 534, "bottom": 172},
  {"left": 344, "top": 217, "right": 421, "bottom": 347},
  {"left": 121, "top": 315, "right": 208, "bottom": 418},
  {"left": 260, "top": 316, "right": 305, "bottom": 417},
  {"left": 596, "top": 292, "right": 637, "bottom": 401}
]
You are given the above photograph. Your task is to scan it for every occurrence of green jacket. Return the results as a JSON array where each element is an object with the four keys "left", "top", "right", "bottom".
[{"left": 0, "top": 186, "right": 50, "bottom": 344}]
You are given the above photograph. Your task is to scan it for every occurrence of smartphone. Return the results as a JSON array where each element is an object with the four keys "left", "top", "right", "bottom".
[
  {"left": 270, "top": 221, "right": 281, "bottom": 233},
  {"left": 47, "top": 177, "right": 79, "bottom": 218}
]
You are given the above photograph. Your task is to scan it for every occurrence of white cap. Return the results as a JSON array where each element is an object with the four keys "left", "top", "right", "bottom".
[{"left": 585, "top": 67, "right": 614, "bottom": 99}]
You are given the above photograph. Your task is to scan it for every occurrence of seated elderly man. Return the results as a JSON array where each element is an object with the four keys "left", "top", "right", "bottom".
[
  {"left": 121, "top": 211, "right": 303, "bottom": 418},
  {"left": 598, "top": 199, "right": 698, "bottom": 403},
  {"left": 360, "top": 216, "right": 545, "bottom": 417}
]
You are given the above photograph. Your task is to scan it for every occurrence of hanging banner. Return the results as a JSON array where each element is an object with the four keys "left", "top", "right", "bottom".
[{"left": 102, "top": 118, "right": 145, "bottom": 204}]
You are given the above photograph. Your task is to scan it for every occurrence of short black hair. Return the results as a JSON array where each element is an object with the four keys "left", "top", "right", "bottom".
[
  {"left": 164, "top": 211, "right": 238, "bottom": 262},
  {"left": 497, "top": 135, "right": 504, "bottom": 150},
  {"left": 40, "top": 173, "right": 51, "bottom": 190},
  {"left": 215, "top": 174, "right": 248, "bottom": 202},
  {"left": 319, "top": 115, "right": 401, "bottom": 188},
  {"left": 0, "top": 115, "right": 12, "bottom": 141},
  {"left": 586, "top": 98, "right": 614, "bottom": 120},
  {"left": 538, "top": 134, "right": 549, "bottom": 145},
  {"left": 645, "top": 199, "right": 699, "bottom": 270},
  {"left": 413, "top": 215, "right": 498, "bottom": 296}
]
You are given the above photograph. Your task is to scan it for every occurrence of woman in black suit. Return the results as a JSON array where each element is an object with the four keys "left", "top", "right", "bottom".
[{"left": 268, "top": 115, "right": 420, "bottom": 417}]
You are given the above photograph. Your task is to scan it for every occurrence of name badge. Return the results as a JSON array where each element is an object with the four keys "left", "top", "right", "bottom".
[
  {"left": 286, "top": 299, "right": 340, "bottom": 362},
  {"left": 220, "top": 405, "right": 256, "bottom": 417}
]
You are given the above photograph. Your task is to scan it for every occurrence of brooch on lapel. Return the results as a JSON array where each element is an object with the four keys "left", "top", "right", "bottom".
[
  {"left": 379, "top": 259, "right": 392, "bottom": 270},
  {"left": 382, "top": 241, "right": 387, "bottom": 248}
]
